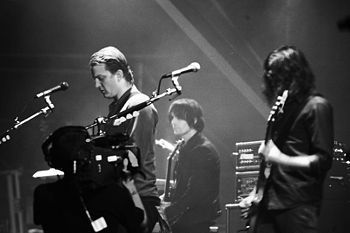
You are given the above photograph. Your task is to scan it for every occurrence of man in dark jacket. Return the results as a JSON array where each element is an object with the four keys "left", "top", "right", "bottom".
[
  {"left": 89, "top": 46, "right": 160, "bottom": 232},
  {"left": 164, "top": 98, "right": 221, "bottom": 233}
]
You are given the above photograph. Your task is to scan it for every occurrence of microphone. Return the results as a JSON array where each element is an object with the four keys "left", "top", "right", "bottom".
[
  {"left": 35, "top": 82, "right": 69, "bottom": 98},
  {"left": 162, "top": 62, "right": 200, "bottom": 78}
]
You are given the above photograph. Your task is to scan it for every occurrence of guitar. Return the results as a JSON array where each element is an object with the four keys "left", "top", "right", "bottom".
[
  {"left": 164, "top": 139, "right": 184, "bottom": 202},
  {"left": 156, "top": 138, "right": 185, "bottom": 202},
  {"left": 155, "top": 138, "right": 185, "bottom": 232},
  {"left": 246, "top": 90, "right": 288, "bottom": 233}
]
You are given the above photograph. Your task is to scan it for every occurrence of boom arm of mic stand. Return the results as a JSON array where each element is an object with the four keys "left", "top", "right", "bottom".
[
  {"left": 86, "top": 87, "right": 180, "bottom": 131},
  {"left": 0, "top": 96, "right": 55, "bottom": 145},
  {"left": 155, "top": 75, "right": 166, "bottom": 96}
]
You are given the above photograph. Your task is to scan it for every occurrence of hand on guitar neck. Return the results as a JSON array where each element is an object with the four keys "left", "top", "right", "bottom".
[
  {"left": 260, "top": 138, "right": 318, "bottom": 168},
  {"left": 259, "top": 140, "right": 283, "bottom": 164}
]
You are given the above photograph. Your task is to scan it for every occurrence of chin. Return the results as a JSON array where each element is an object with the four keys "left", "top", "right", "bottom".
[
  {"left": 174, "top": 132, "right": 184, "bottom": 137},
  {"left": 103, "top": 93, "right": 113, "bottom": 99}
]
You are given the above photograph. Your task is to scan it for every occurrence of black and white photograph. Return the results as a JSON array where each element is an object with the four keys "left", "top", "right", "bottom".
[{"left": 0, "top": 1, "right": 349, "bottom": 233}]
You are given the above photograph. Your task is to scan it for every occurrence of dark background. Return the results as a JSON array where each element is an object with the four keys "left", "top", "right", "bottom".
[{"left": 0, "top": 0, "right": 349, "bottom": 232}]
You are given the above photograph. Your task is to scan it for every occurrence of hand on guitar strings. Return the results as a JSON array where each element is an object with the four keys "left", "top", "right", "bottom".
[{"left": 238, "top": 191, "right": 256, "bottom": 219}]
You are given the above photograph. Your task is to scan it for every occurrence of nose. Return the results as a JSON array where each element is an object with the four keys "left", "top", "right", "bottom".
[{"left": 95, "top": 79, "right": 101, "bottom": 89}]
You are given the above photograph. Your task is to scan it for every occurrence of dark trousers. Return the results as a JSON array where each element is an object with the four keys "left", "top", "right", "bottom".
[
  {"left": 141, "top": 196, "right": 161, "bottom": 233},
  {"left": 256, "top": 204, "right": 320, "bottom": 233},
  {"left": 171, "top": 221, "right": 212, "bottom": 233}
]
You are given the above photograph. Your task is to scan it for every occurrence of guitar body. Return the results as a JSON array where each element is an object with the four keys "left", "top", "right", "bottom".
[
  {"left": 245, "top": 164, "right": 267, "bottom": 233},
  {"left": 245, "top": 90, "right": 289, "bottom": 233}
]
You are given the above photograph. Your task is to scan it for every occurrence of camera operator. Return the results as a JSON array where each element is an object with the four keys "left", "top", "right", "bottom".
[{"left": 33, "top": 126, "right": 145, "bottom": 233}]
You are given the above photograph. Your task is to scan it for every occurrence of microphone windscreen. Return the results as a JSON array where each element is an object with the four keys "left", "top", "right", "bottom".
[
  {"left": 190, "top": 62, "right": 200, "bottom": 71},
  {"left": 61, "top": 82, "right": 69, "bottom": 90}
]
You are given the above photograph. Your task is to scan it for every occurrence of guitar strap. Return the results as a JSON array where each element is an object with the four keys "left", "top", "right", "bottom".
[
  {"left": 119, "top": 91, "right": 149, "bottom": 137},
  {"left": 273, "top": 94, "right": 317, "bottom": 151},
  {"left": 108, "top": 86, "right": 150, "bottom": 139}
]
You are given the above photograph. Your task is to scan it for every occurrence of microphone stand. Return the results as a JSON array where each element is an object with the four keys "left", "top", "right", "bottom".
[
  {"left": 0, "top": 95, "right": 55, "bottom": 145},
  {"left": 155, "top": 73, "right": 182, "bottom": 101},
  {"left": 86, "top": 81, "right": 183, "bottom": 136},
  {"left": 169, "top": 76, "right": 182, "bottom": 101}
]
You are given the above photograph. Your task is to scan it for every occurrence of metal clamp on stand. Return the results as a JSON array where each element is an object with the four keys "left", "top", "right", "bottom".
[{"left": 86, "top": 87, "right": 180, "bottom": 138}]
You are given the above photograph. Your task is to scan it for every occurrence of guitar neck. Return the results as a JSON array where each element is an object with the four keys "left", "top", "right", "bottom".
[
  {"left": 246, "top": 90, "right": 289, "bottom": 232},
  {"left": 163, "top": 139, "right": 184, "bottom": 201},
  {"left": 163, "top": 157, "right": 174, "bottom": 201}
]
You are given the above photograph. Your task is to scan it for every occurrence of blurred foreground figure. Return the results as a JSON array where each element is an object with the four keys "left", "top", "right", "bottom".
[{"left": 34, "top": 126, "right": 144, "bottom": 233}]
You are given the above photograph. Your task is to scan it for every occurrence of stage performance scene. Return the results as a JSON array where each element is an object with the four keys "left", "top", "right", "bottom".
[{"left": 0, "top": 1, "right": 349, "bottom": 233}]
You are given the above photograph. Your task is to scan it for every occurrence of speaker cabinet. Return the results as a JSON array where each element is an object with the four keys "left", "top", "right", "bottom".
[
  {"left": 225, "top": 204, "right": 247, "bottom": 233},
  {"left": 318, "top": 199, "right": 350, "bottom": 233}
]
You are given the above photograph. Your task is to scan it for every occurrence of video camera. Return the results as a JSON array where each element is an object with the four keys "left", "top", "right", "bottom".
[{"left": 42, "top": 125, "right": 141, "bottom": 190}]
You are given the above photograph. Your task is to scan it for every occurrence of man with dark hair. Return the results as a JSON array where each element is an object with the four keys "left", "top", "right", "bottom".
[
  {"left": 164, "top": 98, "right": 221, "bottom": 233},
  {"left": 89, "top": 46, "right": 160, "bottom": 232},
  {"left": 240, "top": 46, "right": 334, "bottom": 233}
]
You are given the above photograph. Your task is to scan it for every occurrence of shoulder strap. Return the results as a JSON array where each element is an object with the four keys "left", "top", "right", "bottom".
[
  {"left": 120, "top": 90, "right": 150, "bottom": 137},
  {"left": 274, "top": 95, "right": 314, "bottom": 146}
]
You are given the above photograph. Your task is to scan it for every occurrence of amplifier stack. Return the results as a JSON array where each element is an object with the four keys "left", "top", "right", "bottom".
[
  {"left": 226, "top": 140, "right": 350, "bottom": 233},
  {"left": 232, "top": 140, "right": 262, "bottom": 202},
  {"left": 225, "top": 140, "right": 262, "bottom": 233}
]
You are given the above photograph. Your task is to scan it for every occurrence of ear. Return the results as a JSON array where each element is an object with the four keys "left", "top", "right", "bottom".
[
  {"left": 115, "top": 69, "right": 124, "bottom": 80},
  {"left": 193, "top": 118, "right": 198, "bottom": 125}
]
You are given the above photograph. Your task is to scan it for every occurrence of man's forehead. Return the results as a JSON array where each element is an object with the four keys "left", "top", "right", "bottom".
[
  {"left": 91, "top": 64, "right": 110, "bottom": 76},
  {"left": 92, "top": 63, "right": 107, "bottom": 71}
]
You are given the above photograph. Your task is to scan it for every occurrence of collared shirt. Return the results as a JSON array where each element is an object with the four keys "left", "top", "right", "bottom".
[{"left": 265, "top": 95, "right": 334, "bottom": 209}]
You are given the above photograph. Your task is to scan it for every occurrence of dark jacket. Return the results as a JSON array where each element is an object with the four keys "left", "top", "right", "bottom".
[
  {"left": 165, "top": 132, "right": 221, "bottom": 227},
  {"left": 104, "top": 85, "right": 159, "bottom": 198}
]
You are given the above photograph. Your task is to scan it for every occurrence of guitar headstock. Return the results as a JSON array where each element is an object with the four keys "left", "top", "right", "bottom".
[
  {"left": 267, "top": 90, "right": 288, "bottom": 124},
  {"left": 156, "top": 139, "right": 176, "bottom": 152},
  {"left": 156, "top": 138, "right": 185, "bottom": 153}
]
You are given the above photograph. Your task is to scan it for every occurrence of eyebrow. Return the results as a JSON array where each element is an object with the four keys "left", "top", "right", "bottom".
[{"left": 93, "top": 74, "right": 106, "bottom": 79}]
